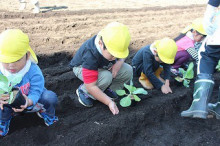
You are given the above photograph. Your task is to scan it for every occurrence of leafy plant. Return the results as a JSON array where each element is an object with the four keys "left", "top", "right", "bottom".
[
  {"left": 116, "top": 80, "right": 148, "bottom": 107},
  {"left": 175, "top": 62, "right": 194, "bottom": 87},
  {"left": 0, "top": 75, "right": 22, "bottom": 104},
  {"left": 216, "top": 60, "right": 220, "bottom": 72}
]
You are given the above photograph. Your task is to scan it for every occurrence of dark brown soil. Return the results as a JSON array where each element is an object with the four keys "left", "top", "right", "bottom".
[{"left": 0, "top": 52, "right": 220, "bottom": 146}]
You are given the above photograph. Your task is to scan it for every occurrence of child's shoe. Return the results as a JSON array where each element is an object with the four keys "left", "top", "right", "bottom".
[
  {"left": 0, "top": 119, "right": 11, "bottom": 137},
  {"left": 139, "top": 72, "right": 154, "bottom": 89},
  {"left": 37, "top": 111, "right": 58, "bottom": 126},
  {"left": 104, "top": 88, "right": 118, "bottom": 100},
  {"left": 76, "top": 85, "right": 93, "bottom": 107}
]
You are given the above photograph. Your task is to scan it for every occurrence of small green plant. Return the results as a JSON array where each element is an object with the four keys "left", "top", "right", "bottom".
[
  {"left": 216, "top": 60, "right": 220, "bottom": 71},
  {"left": 175, "top": 62, "right": 194, "bottom": 87},
  {"left": 0, "top": 75, "right": 22, "bottom": 104},
  {"left": 116, "top": 80, "right": 148, "bottom": 107}
]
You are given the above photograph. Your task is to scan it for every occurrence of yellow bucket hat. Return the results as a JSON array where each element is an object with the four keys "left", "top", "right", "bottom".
[{"left": 0, "top": 29, "right": 38, "bottom": 63}]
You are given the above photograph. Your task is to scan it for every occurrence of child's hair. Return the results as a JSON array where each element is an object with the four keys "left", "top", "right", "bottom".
[{"left": 100, "top": 37, "right": 107, "bottom": 50}]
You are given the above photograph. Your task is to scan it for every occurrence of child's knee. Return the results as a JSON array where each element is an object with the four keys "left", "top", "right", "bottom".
[
  {"left": 100, "top": 71, "right": 113, "bottom": 85},
  {"left": 41, "top": 90, "right": 58, "bottom": 106}
]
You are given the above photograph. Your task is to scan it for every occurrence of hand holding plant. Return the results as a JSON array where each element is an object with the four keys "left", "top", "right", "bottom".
[
  {"left": 175, "top": 62, "right": 194, "bottom": 87},
  {"left": 116, "top": 80, "right": 148, "bottom": 107},
  {"left": 0, "top": 74, "right": 24, "bottom": 109},
  {"left": 0, "top": 94, "right": 9, "bottom": 110}
]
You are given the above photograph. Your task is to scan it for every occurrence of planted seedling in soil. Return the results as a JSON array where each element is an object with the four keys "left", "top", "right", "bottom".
[
  {"left": 116, "top": 80, "right": 148, "bottom": 107},
  {"left": 0, "top": 75, "right": 25, "bottom": 108},
  {"left": 175, "top": 62, "right": 194, "bottom": 87}
]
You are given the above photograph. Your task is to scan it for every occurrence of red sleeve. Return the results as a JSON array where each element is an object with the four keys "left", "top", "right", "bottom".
[{"left": 82, "top": 68, "right": 98, "bottom": 84}]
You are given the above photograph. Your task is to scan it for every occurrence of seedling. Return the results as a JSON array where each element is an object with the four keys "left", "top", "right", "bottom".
[
  {"left": 116, "top": 80, "right": 148, "bottom": 107},
  {"left": 0, "top": 75, "right": 22, "bottom": 104},
  {"left": 175, "top": 62, "right": 194, "bottom": 87},
  {"left": 216, "top": 60, "right": 220, "bottom": 72}
]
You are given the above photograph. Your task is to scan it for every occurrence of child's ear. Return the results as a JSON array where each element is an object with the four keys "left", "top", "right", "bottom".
[
  {"left": 27, "top": 52, "right": 31, "bottom": 60},
  {"left": 98, "top": 40, "right": 104, "bottom": 50}
]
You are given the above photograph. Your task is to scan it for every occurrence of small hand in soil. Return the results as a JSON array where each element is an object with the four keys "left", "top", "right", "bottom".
[{"left": 108, "top": 101, "right": 119, "bottom": 115}]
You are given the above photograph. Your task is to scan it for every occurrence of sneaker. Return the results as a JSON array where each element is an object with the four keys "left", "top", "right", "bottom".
[
  {"left": 37, "top": 111, "right": 58, "bottom": 126},
  {"left": 104, "top": 88, "right": 118, "bottom": 100},
  {"left": 0, "top": 119, "right": 11, "bottom": 137},
  {"left": 76, "top": 85, "right": 93, "bottom": 107}
]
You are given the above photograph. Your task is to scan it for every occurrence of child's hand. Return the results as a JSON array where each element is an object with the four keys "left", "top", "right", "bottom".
[
  {"left": 12, "top": 94, "right": 30, "bottom": 112},
  {"left": 110, "top": 59, "right": 124, "bottom": 78},
  {"left": 0, "top": 94, "right": 9, "bottom": 110},
  {"left": 161, "top": 84, "right": 172, "bottom": 94},
  {"left": 108, "top": 101, "right": 119, "bottom": 115}
]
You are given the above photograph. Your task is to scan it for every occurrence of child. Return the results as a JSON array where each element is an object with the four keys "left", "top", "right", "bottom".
[
  {"left": 69, "top": 22, "right": 133, "bottom": 115},
  {"left": 0, "top": 29, "right": 58, "bottom": 136},
  {"left": 19, "top": 0, "right": 40, "bottom": 13},
  {"left": 181, "top": 0, "right": 220, "bottom": 119},
  {"left": 132, "top": 38, "right": 177, "bottom": 94},
  {"left": 171, "top": 18, "right": 207, "bottom": 75}
]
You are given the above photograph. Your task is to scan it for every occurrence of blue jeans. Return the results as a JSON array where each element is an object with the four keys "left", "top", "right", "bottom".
[
  {"left": 198, "top": 45, "right": 220, "bottom": 74},
  {"left": 0, "top": 90, "right": 58, "bottom": 121}
]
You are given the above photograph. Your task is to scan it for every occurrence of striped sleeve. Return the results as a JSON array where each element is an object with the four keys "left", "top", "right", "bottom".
[{"left": 186, "top": 47, "right": 198, "bottom": 63}]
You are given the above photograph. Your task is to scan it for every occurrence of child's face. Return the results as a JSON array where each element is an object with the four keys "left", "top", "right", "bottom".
[
  {"left": 155, "top": 55, "right": 163, "bottom": 63},
  {"left": 154, "top": 51, "right": 163, "bottom": 63},
  {"left": 193, "top": 30, "right": 205, "bottom": 42},
  {"left": 1, "top": 52, "right": 30, "bottom": 74},
  {"left": 99, "top": 40, "right": 116, "bottom": 61}
]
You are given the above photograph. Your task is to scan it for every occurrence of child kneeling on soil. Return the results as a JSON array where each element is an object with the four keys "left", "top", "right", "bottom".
[
  {"left": 0, "top": 29, "right": 58, "bottom": 137},
  {"left": 132, "top": 38, "right": 177, "bottom": 94},
  {"left": 171, "top": 18, "right": 207, "bottom": 75},
  {"left": 69, "top": 22, "right": 133, "bottom": 115}
]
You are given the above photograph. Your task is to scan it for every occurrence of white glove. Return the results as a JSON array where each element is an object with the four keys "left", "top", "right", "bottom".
[{"left": 203, "top": 4, "right": 218, "bottom": 35}]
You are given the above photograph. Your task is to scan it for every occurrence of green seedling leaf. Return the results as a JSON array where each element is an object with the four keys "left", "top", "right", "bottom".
[
  {"left": 175, "top": 76, "right": 183, "bottom": 82},
  {"left": 0, "top": 90, "right": 5, "bottom": 95},
  {"left": 8, "top": 92, "right": 14, "bottom": 104},
  {"left": 183, "top": 79, "right": 190, "bottom": 88},
  {"left": 216, "top": 60, "right": 220, "bottom": 71},
  {"left": 184, "top": 62, "right": 194, "bottom": 79},
  {"left": 0, "top": 75, "right": 9, "bottom": 92},
  {"left": 178, "top": 68, "right": 186, "bottom": 76},
  {"left": 133, "top": 88, "right": 148, "bottom": 95},
  {"left": 133, "top": 95, "right": 141, "bottom": 102},
  {"left": 8, "top": 75, "right": 22, "bottom": 87},
  {"left": 120, "top": 96, "right": 131, "bottom": 107},
  {"left": 116, "top": 90, "right": 126, "bottom": 96},
  {"left": 124, "top": 83, "right": 136, "bottom": 93}
]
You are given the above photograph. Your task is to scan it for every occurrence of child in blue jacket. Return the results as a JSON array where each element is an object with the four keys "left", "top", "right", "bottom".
[{"left": 0, "top": 29, "right": 58, "bottom": 136}]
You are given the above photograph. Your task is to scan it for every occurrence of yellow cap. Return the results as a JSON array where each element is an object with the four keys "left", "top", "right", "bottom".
[
  {"left": 192, "top": 18, "right": 206, "bottom": 35},
  {"left": 0, "top": 29, "right": 38, "bottom": 63},
  {"left": 155, "top": 38, "right": 177, "bottom": 64},
  {"left": 100, "top": 22, "right": 131, "bottom": 58}
]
